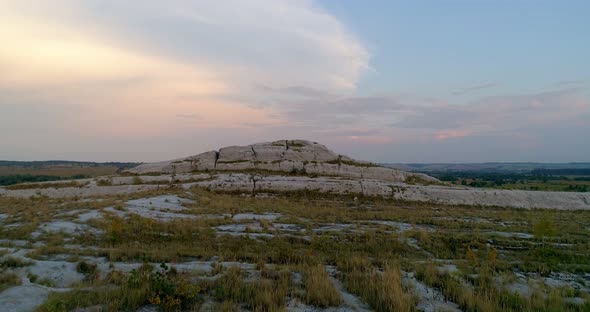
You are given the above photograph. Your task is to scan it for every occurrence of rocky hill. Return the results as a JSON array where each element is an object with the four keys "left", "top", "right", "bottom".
[
  {"left": 1, "top": 140, "right": 589, "bottom": 210},
  {"left": 128, "top": 140, "right": 438, "bottom": 184}
]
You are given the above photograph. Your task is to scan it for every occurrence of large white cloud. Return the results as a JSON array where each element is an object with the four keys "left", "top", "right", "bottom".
[
  {"left": 0, "top": 0, "right": 369, "bottom": 160},
  {"left": 0, "top": 0, "right": 368, "bottom": 91},
  {"left": 2, "top": 1, "right": 587, "bottom": 163}
]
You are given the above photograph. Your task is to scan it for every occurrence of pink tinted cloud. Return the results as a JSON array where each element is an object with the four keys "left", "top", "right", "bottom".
[
  {"left": 344, "top": 135, "right": 395, "bottom": 144},
  {"left": 435, "top": 129, "right": 473, "bottom": 140}
]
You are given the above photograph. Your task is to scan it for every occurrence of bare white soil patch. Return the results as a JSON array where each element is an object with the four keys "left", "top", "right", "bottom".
[
  {"left": 232, "top": 213, "right": 282, "bottom": 221},
  {"left": 0, "top": 285, "right": 50, "bottom": 312},
  {"left": 32, "top": 220, "right": 101, "bottom": 239},
  {"left": 104, "top": 195, "right": 199, "bottom": 221}
]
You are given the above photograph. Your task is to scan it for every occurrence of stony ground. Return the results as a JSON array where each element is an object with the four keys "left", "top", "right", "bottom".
[
  {"left": 1, "top": 172, "right": 589, "bottom": 210},
  {"left": 0, "top": 176, "right": 589, "bottom": 311}
]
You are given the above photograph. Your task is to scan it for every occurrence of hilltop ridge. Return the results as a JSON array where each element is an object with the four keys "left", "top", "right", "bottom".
[
  {"left": 1, "top": 140, "right": 588, "bottom": 210},
  {"left": 128, "top": 139, "right": 438, "bottom": 184}
]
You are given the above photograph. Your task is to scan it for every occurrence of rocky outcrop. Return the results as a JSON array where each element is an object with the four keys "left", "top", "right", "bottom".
[
  {"left": 2, "top": 173, "right": 589, "bottom": 210},
  {"left": 7, "top": 139, "right": 585, "bottom": 210},
  {"left": 128, "top": 140, "right": 438, "bottom": 184},
  {"left": 184, "top": 174, "right": 590, "bottom": 210}
]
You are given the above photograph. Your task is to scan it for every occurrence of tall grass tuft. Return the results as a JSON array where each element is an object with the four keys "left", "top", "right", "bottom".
[
  {"left": 302, "top": 264, "right": 342, "bottom": 307},
  {"left": 341, "top": 259, "right": 414, "bottom": 312}
]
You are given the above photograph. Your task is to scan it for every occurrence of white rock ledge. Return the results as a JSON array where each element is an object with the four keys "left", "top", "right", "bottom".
[
  {"left": 1, "top": 173, "right": 589, "bottom": 210},
  {"left": 126, "top": 139, "right": 438, "bottom": 184}
]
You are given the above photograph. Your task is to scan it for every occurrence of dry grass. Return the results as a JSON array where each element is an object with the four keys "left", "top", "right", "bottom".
[
  {"left": 211, "top": 265, "right": 290, "bottom": 311},
  {"left": 340, "top": 260, "right": 415, "bottom": 312},
  {"left": 0, "top": 270, "right": 21, "bottom": 292},
  {"left": 302, "top": 264, "right": 342, "bottom": 307},
  {"left": 413, "top": 261, "right": 583, "bottom": 312},
  {"left": 0, "top": 186, "right": 589, "bottom": 310}
]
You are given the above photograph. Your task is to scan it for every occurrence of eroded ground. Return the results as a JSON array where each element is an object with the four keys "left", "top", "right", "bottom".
[{"left": 1, "top": 186, "right": 589, "bottom": 311}]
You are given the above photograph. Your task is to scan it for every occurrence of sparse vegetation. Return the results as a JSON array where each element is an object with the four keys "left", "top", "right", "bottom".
[
  {"left": 1, "top": 256, "right": 33, "bottom": 268},
  {"left": 132, "top": 176, "right": 143, "bottom": 185},
  {"left": 76, "top": 260, "right": 99, "bottom": 281},
  {"left": 0, "top": 185, "right": 588, "bottom": 311},
  {"left": 0, "top": 270, "right": 21, "bottom": 292},
  {"left": 340, "top": 259, "right": 414, "bottom": 312},
  {"left": 96, "top": 179, "right": 113, "bottom": 186},
  {"left": 302, "top": 264, "right": 342, "bottom": 307},
  {"left": 38, "top": 262, "right": 200, "bottom": 312},
  {"left": 212, "top": 265, "right": 290, "bottom": 311}
]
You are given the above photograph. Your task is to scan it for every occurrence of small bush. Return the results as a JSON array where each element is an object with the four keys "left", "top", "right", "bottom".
[
  {"left": 144, "top": 263, "right": 200, "bottom": 311},
  {"left": 27, "top": 272, "right": 38, "bottom": 283},
  {"left": 76, "top": 260, "right": 98, "bottom": 281},
  {"left": 97, "top": 179, "right": 112, "bottom": 186}
]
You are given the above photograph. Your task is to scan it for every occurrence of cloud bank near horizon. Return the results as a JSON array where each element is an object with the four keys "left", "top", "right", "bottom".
[{"left": 0, "top": 0, "right": 589, "bottom": 162}]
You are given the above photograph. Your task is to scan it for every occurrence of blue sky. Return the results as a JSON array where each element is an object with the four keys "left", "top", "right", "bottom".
[
  {"left": 320, "top": 0, "right": 589, "bottom": 96},
  {"left": 0, "top": 0, "right": 588, "bottom": 162}
]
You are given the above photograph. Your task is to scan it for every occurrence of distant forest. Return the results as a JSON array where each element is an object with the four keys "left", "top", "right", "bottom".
[
  {"left": 429, "top": 168, "right": 590, "bottom": 192},
  {"left": 531, "top": 168, "right": 590, "bottom": 176},
  {"left": 0, "top": 174, "right": 88, "bottom": 186},
  {"left": 0, "top": 160, "right": 140, "bottom": 169},
  {"left": 0, "top": 161, "right": 141, "bottom": 186}
]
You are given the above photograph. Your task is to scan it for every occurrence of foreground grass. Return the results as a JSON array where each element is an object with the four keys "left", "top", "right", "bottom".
[
  {"left": 339, "top": 257, "right": 415, "bottom": 312},
  {"left": 302, "top": 264, "right": 342, "bottom": 307},
  {"left": 38, "top": 263, "right": 200, "bottom": 312},
  {"left": 210, "top": 265, "right": 290, "bottom": 312},
  {"left": 0, "top": 187, "right": 589, "bottom": 311}
]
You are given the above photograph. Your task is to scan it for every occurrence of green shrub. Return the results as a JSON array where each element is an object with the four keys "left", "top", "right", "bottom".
[{"left": 76, "top": 260, "right": 98, "bottom": 281}]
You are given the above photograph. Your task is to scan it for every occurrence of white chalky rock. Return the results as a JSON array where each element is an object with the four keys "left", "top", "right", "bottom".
[{"left": 126, "top": 139, "right": 431, "bottom": 184}]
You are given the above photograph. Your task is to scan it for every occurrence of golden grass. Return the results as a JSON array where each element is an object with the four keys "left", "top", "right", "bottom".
[
  {"left": 0, "top": 270, "right": 21, "bottom": 292},
  {"left": 211, "top": 265, "right": 290, "bottom": 312},
  {"left": 341, "top": 260, "right": 415, "bottom": 312},
  {"left": 0, "top": 187, "right": 588, "bottom": 311},
  {"left": 302, "top": 264, "right": 342, "bottom": 307}
]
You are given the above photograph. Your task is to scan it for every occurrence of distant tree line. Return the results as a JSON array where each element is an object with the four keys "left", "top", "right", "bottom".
[
  {"left": 531, "top": 168, "right": 590, "bottom": 176},
  {"left": 427, "top": 170, "right": 589, "bottom": 192},
  {"left": 0, "top": 160, "right": 140, "bottom": 169},
  {"left": 564, "top": 184, "right": 589, "bottom": 192},
  {"left": 433, "top": 172, "right": 526, "bottom": 185},
  {"left": 0, "top": 174, "right": 89, "bottom": 186},
  {"left": 433, "top": 170, "right": 590, "bottom": 183}
]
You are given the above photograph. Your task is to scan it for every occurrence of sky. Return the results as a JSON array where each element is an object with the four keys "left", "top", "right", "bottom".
[{"left": 1, "top": 0, "right": 589, "bottom": 163}]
